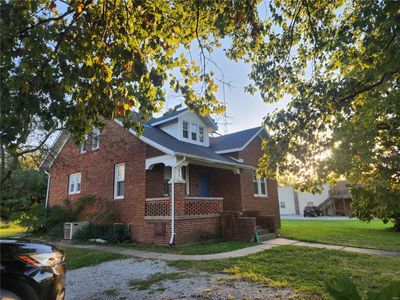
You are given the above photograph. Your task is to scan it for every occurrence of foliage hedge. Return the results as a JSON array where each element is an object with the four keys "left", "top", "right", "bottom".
[{"left": 72, "top": 223, "right": 130, "bottom": 244}]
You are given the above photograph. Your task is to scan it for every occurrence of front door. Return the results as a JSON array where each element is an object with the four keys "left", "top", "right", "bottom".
[{"left": 200, "top": 173, "right": 210, "bottom": 197}]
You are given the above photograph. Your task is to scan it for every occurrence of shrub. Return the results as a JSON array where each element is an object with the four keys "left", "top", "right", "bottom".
[
  {"left": 15, "top": 195, "right": 124, "bottom": 240},
  {"left": 73, "top": 223, "right": 130, "bottom": 244}
]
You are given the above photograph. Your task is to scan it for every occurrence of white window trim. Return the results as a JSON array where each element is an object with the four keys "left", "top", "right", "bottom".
[
  {"left": 92, "top": 128, "right": 100, "bottom": 150},
  {"left": 80, "top": 134, "right": 88, "bottom": 153},
  {"left": 68, "top": 172, "right": 81, "bottom": 195},
  {"left": 184, "top": 165, "right": 190, "bottom": 196},
  {"left": 181, "top": 120, "right": 206, "bottom": 145},
  {"left": 253, "top": 171, "right": 268, "bottom": 197},
  {"left": 114, "top": 163, "right": 125, "bottom": 200}
]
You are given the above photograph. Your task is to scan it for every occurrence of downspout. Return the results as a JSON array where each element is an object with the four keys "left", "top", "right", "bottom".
[
  {"left": 169, "top": 157, "right": 186, "bottom": 246},
  {"left": 44, "top": 170, "right": 51, "bottom": 210}
]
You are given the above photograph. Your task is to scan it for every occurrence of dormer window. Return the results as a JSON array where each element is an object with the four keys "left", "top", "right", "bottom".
[
  {"left": 199, "top": 127, "right": 204, "bottom": 142},
  {"left": 183, "top": 121, "right": 189, "bottom": 138},
  {"left": 191, "top": 124, "right": 198, "bottom": 141}
]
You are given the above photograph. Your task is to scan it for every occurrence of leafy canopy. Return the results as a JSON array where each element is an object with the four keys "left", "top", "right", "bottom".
[
  {"left": 252, "top": 1, "right": 399, "bottom": 228},
  {"left": 1, "top": 0, "right": 264, "bottom": 182}
]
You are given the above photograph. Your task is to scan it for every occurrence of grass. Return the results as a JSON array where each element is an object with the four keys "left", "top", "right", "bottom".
[
  {"left": 128, "top": 272, "right": 186, "bottom": 290},
  {"left": 170, "top": 245, "right": 400, "bottom": 299},
  {"left": 62, "top": 247, "right": 128, "bottom": 270},
  {"left": 121, "top": 240, "right": 254, "bottom": 255},
  {"left": 281, "top": 219, "right": 400, "bottom": 251},
  {"left": 0, "top": 222, "right": 25, "bottom": 238}
]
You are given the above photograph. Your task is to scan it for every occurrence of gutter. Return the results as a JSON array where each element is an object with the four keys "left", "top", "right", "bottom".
[
  {"left": 169, "top": 157, "right": 186, "bottom": 245},
  {"left": 44, "top": 170, "right": 51, "bottom": 210}
]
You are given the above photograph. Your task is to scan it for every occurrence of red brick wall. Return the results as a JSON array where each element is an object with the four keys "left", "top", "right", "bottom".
[
  {"left": 145, "top": 164, "right": 165, "bottom": 198},
  {"left": 237, "top": 132, "right": 281, "bottom": 230},
  {"left": 48, "top": 120, "right": 147, "bottom": 233}
]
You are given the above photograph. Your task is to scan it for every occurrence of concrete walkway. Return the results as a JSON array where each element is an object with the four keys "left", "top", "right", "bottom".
[{"left": 63, "top": 238, "right": 400, "bottom": 261}]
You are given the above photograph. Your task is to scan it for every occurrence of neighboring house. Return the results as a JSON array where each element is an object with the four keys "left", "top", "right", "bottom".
[
  {"left": 278, "top": 181, "right": 352, "bottom": 216},
  {"left": 41, "top": 108, "right": 280, "bottom": 245}
]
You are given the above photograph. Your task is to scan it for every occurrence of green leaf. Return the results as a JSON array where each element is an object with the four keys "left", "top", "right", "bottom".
[{"left": 326, "top": 276, "right": 361, "bottom": 300}]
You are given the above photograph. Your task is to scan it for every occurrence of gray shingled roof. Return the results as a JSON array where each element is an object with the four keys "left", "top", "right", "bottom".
[
  {"left": 210, "top": 127, "right": 263, "bottom": 152},
  {"left": 142, "top": 125, "right": 244, "bottom": 166},
  {"left": 148, "top": 108, "right": 189, "bottom": 124}
]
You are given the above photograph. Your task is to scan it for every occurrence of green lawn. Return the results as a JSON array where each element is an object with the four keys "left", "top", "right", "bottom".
[
  {"left": 170, "top": 245, "right": 400, "bottom": 299},
  {"left": 121, "top": 240, "right": 254, "bottom": 255},
  {"left": 281, "top": 220, "right": 400, "bottom": 251},
  {"left": 62, "top": 247, "right": 128, "bottom": 270},
  {"left": 0, "top": 223, "right": 25, "bottom": 238}
]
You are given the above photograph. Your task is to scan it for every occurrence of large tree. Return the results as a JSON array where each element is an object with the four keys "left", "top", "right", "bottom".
[
  {"left": 0, "top": 0, "right": 264, "bottom": 183},
  {"left": 252, "top": 0, "right": 400, "bottom": 229}
]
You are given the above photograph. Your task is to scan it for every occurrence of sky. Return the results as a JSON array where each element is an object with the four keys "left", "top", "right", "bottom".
[{"left": 160, "top": 44, "right": 291, "bottom": 135}]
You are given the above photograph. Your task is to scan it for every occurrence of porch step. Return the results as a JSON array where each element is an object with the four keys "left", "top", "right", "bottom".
[
  {"left": 256, "top": 228, "right": 271, "bottom": 236},
  {"left": 257, "top": 232, "right": 276, "bottom": 242}
]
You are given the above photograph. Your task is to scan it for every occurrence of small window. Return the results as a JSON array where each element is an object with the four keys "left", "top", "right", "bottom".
[
  {"left": 252, "top": 171, "right": 258, "bottom": 195},
  {"left": 199, "top": 127, "right": 204, "bottom": 142},
  {"left": 164, "top": 166, "right": 171, "bottom": 195},
  {"left": 280, "top": 201, "right": 286, "bottom": 208},
  {"left": 92, "top": 128, "right": 100, "bottom": 150},
  {"left": 80, "top": 134, "right": 88, "bottom": 153},
  {"left": 260, "top": 178, "right": 267, "bottom": 195},
  {"left": 182, "top": 121, "right": 189, "bottom": 139},
  {"left": 114, "top": 163, "right": 125, "bottom": 199},
  {"left": 68, "top": 173, "right": 81, "bottom": 194},
  {"left": 191, "top": 123, "right": 198, "bottom": 141},
  {"left": 182, "top": 166, "right": 189, "bottom": 195}
]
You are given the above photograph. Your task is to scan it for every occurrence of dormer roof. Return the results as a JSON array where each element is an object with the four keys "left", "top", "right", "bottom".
[{"left": 149, "top": 108, "right": 218, "bottom": 131}]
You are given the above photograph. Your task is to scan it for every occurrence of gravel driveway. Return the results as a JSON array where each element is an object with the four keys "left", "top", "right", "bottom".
[{"left": 66, "top": 258, "right": 294, "bottom": 300}]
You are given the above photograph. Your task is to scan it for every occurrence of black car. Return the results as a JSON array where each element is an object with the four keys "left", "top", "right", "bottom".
[
  {"left": 0, "top": 239, "right": 65, "bottom": 300},
  {"left": 303, "top": 206, "right": 322, "bottom": 217}
]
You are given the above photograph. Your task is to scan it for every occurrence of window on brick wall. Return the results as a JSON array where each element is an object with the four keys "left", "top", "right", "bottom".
[
  {"left": 92, "top": 128, "right": 100, "bottom": 150},
  {"left": 182, "top": 165, "right": 189, "bottom": 195},
  {"left": 68, "top": 173, "right": 81, "bottom": 194},
  {"left": 80, "top": 134, "right": 88, "bottom": 153},
  {"left": 252, "top": 170, "right": 268, "bottom": 197},
  {"left": 114, "top": 163, "right": 125, "bottom": 199},
  {"left": 164, "top": 166, "right": 171, "bottom": 196}
]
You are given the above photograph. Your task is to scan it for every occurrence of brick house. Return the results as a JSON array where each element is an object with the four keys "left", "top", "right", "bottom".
[{"left": 41, "top": 108, "right": 281, "bottom": 245}]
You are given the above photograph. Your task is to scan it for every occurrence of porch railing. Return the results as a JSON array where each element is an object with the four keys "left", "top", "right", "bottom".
[
  {"left": 184, "top": 197, "right": 223, "bottom": 216},
  {"left": 145, "top": 197, "right": 223, "bottom": 218},
  {"left": 145, "top": 197, "right": 170, "bottom": 217}
]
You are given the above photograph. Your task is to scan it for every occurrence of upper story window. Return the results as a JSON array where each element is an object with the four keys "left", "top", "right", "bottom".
[
  {"left": 114, "top": 163, "right": 125, "bottom": 199},
  {"left": 253, "top": 170, "right": 267, "bottom": 197},
  {"left": 80, "top": 128, "right": 100, "bottom": 153},
  {"left": 182, "top": 121, "right": 189, "bottom": 138},
  {"left": 191, "top": 124, "right": 198, "bottom": 141},
  {"left": 68, "top": 173, "right": 81, "bottom": 194},
  {"left": 199, "top": 127, "right": 204, "bottom": 142},
  {"left": 92, "top": 128, "right": 100, "bottom": 150},
  {"left": 80, "top": 134, "right": 88, "bottom": 153},
  {"left": 280, "top": 201, "right": 286, "bottom": 208},
  {"left": 182, "top": 120, "right": 205, "bottom": 144}
]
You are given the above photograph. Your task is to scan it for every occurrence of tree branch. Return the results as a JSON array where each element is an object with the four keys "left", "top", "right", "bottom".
[
  {"left": 339, "top": 67, "right": 400, "bottom": 103},
  {"left": 19, "top": 8, "right": 74, "bottom": 36}
]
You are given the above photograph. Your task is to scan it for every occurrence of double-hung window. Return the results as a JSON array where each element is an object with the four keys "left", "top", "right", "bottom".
[
  {"left": 164, "top": 166, "right": 171, "bottom": 195},
  {"left": 68, "top": 173, "right": 81, "bottom": 194},
  {"left": 199, "top": 127, "right": 204, "bottom": 142},
  {"left": 252, "top": 170, "right": 268, "bottom": 197},
  {"left": 80, "top": 134, "right": 88, "bottom": 153},
  {"left": 92, "top": 128, "right": 100, "bottom": 150},
  {"left": 114, "top": 163, "right": 125, "bottom": 199},
  {"left": 191, "top": 124, "right": 198, "bottom": 141},
  {"left": 182, "top": 121, "right": 189, "bottom": 138}
]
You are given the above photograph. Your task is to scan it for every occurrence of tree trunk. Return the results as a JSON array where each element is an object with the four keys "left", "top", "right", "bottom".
[{"left": 394, "top": 216, "right": 400, "bottom": 232}]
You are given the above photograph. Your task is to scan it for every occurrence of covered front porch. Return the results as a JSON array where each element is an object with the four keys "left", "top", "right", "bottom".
[
  {"left": 145, "top": 155, "right": 243, "bottom": 219},
  {"left": 143, "top": 154, "right": 244, "bottom": 244}
]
